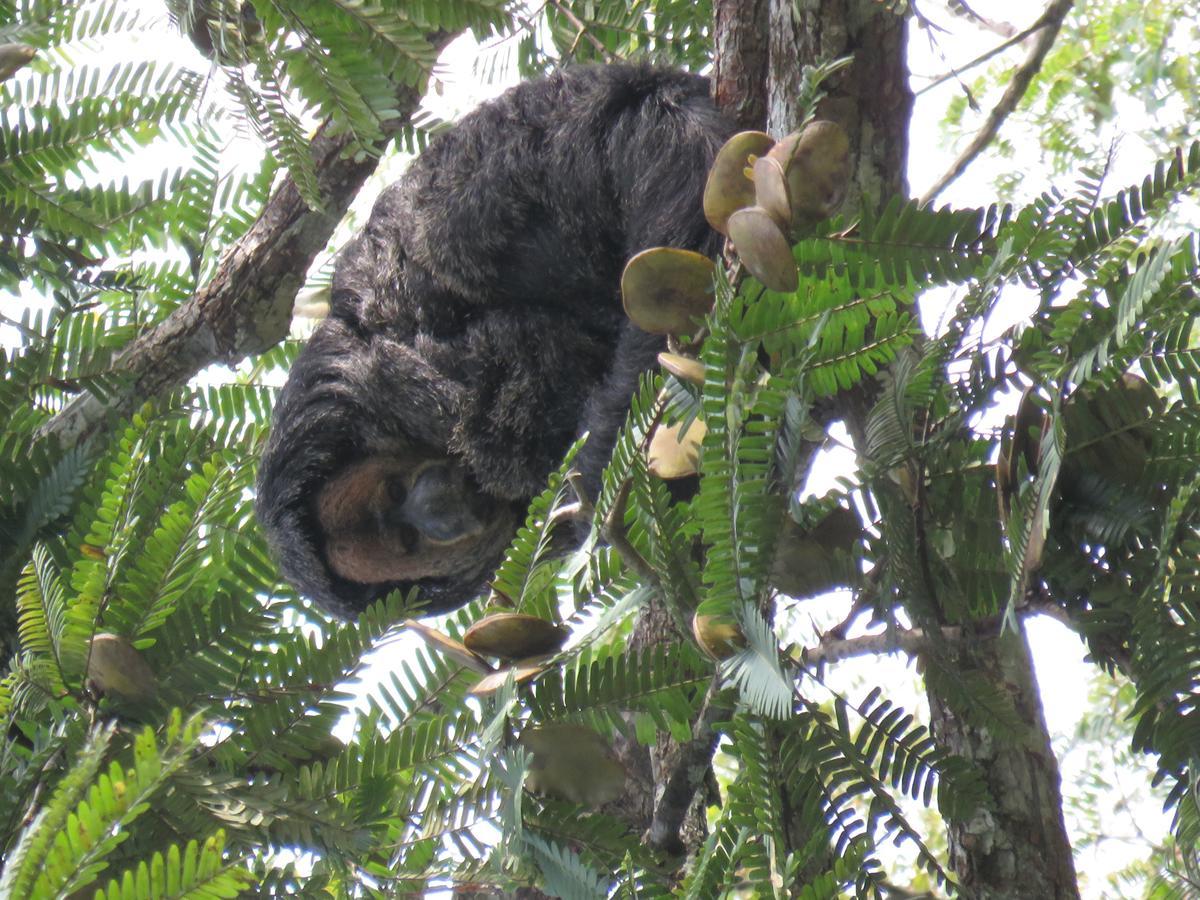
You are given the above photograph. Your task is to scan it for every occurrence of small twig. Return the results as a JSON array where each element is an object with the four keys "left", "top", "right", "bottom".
[
  {"left": 950, "top": 0, "right": 1018, "bottom": 38},
  {"left": 485, "top": 582, "right": 518, "bottom": 608},
  {"left": 547, "top": 0, "right": 618, "bottom": 63},
  {"left": 915, "top": 14, "right": 1050, "bottom": 97},
  {"left": 546, "top": 473, "right": 588, "bottom": 536},
  {"left": 0, "top": 310, "right": 40, "bottom": 340},
  {"left": 603, "top": 477, "right": 659, "bottom": 588},
  {"left": 821, "top": 565, "right": 882, "bottom": 641},
  {"left": 547, "top": 500, "right": 584, "bottom": 526},
  {"left": 804, "top": 625, "right": 947, "bottom": 666},
  {"left": 565, "top": 471, "right": 588, "bottom": 504},
  {"left": 800, "top": 595, "right": 1082, "bottom": 667},
  {"left": 920, "top": 0, "right": 1075, "bottom": 205},
  {"left": 647, "top": 676, "right": 728, "bottom": 854}
]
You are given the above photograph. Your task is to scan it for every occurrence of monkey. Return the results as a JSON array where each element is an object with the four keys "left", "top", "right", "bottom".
[{"left": 256, "top": 64, "right": 733, "bottom": 619}]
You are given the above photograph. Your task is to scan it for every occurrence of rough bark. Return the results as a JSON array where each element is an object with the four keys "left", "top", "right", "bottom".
[
  {"left": 759, "top": 1, "right": 1081, "bottom": 895},
  {"left": 606, "top": 591, "right": 713, "bottom": 856},
  {"left": 767, "top": 0, "right": 911, "bottom": 204},
  {"left": 929, "top": 625, "right": 1080, "bottom": 898},
  {"left": 605, "top": 600, "right": 676, "bottom": 839},
  {"left": 711, "top": 0, "right": 769, "bottom": 131},
  {"left": 38, "top": 78, "right": 431, "bottom": 451},
  {"left": 764, "top": 0, "right": 915, "bottom": 861}
]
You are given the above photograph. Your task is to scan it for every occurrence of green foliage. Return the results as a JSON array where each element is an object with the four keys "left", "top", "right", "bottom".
[
  {"left": 0, "top": 712, "right": 239, "bottom": 899},
  {"left": 471, "top": 0, "right": 714, "bottom": 79},
  {"left": 986, "top": 0, "right": 1200, "bottom": 183},
  {"left": 168, "top": 0, "right": 511, "bottom": 207},
  {"left": 2, "top": 0, "right": 1199, "bottom": 895}
]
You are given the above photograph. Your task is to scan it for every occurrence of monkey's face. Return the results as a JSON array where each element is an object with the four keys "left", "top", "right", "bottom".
[
  {"left": 316, "top": 455, "right": 514, "bottom": 586},
  {"left": 254, "top": 307, "right": 524, "bottom": 618}
]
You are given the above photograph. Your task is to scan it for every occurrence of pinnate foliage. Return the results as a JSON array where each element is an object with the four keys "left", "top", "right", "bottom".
[{"left": 2, "top": 0, "right": 1200, "bottom": 896}]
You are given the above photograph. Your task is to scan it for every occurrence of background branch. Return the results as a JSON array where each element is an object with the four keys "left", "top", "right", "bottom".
[
  {"left": 915, "top": 13, "right": 1056, "bottom": 97},
  {"left": 920, "top": 0, "right": 1074, "bottom": 204},
  {"left": 800, "top": 596, "right": 1105, "bottom": 667},
  {"left": 38, "top": 78, "right": 432, "bottom": 451},
  {"left": 647, "top": 676, "right": 728, "bottom": 854}
]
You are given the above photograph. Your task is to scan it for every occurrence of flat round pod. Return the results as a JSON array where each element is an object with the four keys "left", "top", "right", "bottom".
[
  {"left": 703, "top": 130, "right": 775, "bottom": 235},
  {"left": 657, "top": 351, "right": 704, "bottom": 386},
  {"left": 692, "top": 612, "right": 745, "bottom": 660},
  {"left": 0, "top": 44, "right": 37, "bottom": 83},
  {"left": 87, "top": 633, "right": 158, "bottom": 702},
  {"left": 621, "top": 247, "right": 716, "bottom": 335},
  {"left": 752, "top": 156, "right": 791, "bottom": 229},
  {"left": 769, "top": 120, "right": 851, "bottom": 224},
  {"left": 521, "top": 724, "right": 625, "bottom": 807},
  {"left": 404, "top": 619, "right": 492, "bottom": 674},
  {"left": 463, "top": 612, "right": 567, "bottom": 662},
  {"left": 727, "top": 206, "right": 798, "bottom": 292},
  {"left": 468, "top": 660, "right": 546, "bottom": 696},
  {"left": 647, "top": 418, "right": 707, "bottom": 479}
]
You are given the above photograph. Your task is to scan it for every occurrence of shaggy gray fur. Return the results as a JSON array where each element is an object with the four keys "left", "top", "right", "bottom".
[{"left": 256, "top": 64, "right": 732, "bottom": 617}]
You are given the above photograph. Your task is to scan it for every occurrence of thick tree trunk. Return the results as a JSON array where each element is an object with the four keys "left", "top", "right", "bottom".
[
  {"left": 750, "top": 1, "right": 1081, "bottom": 895},
  {"left": 930, "top": 625, "right": 1080, "bottom": 897},
  {"left": 711, "top": 0, "right": 769, "bottom": 131},
  {"left": 766, "top": 0, "right": 910, "bottom": 201}
]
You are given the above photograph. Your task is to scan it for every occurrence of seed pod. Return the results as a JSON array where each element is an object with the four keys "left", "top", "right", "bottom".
[
  {"left": 468, "top": 660, "right": 546, "bottom": 696},
  {"left": 692, "top": 612, "right": 745, "bottom": 660},
  {"left": 647, "top": 418, "right": 707, "bottom": 479},
  {"left": 462, "top": 613, "right": 567, "bottom": 662},
  {"left": 657, "top": 352, "right": 704, "bottom": 387},
  {"left": 404, "top": 619, "right": 492, "bottom": 674},
  {"left": 768, "top": 120, "right": 851, "bottom": 228},
  {"left": 726, "top": 207, "right": 798, "bottom": 292},
  {"left": 703, "top": 131, "right": 775, "bottom": 235},
  {"left": 0, "top": 44, "right": 36, "bottom": 83},
  {"left": 621, "top": 247, "right": 716, "bottom": 335},
  {"left": 521, "top": 724, "right": 626, "bottom": 806},
  {"left": 752, "top": 156, "right": 792, "bottom": 230},
  {"left": 87, "top": 633, "right": 158, "bottom": 702}
]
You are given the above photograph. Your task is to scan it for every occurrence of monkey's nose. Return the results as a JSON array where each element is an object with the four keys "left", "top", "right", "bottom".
[{"left": 402, "top": 463, "right": 485, "bottom": 543}]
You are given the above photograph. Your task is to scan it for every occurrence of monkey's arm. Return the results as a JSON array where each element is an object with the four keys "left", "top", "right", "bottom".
[{"left": 445, "top": 309, "right": 615, "bottom": 501}]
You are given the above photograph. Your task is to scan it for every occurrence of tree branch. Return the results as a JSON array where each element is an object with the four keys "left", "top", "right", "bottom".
[
  {"left": 641, "top": 595, "right": 1101, "bottom": 856},
  {"left": 920, "top": 0, "right": 1074, "bottom": 205},
  {"left": 39, "top": 78, "right": 432, "bottom": 450},
  {"left": 803, "top": 624, "right": 948, "bottom": 665},
  {"left": 915, "top": 14, "right": 1051, "bottom": 98},
  {"left": 647, "top": 675, "right": 728, "bottom": 854},
  {"left": 950, "top": 0, "right": 1019, "bottom": 39},
  {"left": 547, "top": 0, "right": 618, "bottom": 63},
  {"left": 799, "top": 593, "right": 1129, "bottom": 674}
]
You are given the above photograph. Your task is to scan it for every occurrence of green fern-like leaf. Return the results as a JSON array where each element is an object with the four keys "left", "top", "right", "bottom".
[{"left": 89, "top": 830, "right": 253, "bottom": 900}]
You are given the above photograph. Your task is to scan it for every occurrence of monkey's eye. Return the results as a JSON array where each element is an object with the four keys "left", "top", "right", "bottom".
[{"left": 386, "top": 478, "right": 408, "bottom": 505}]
